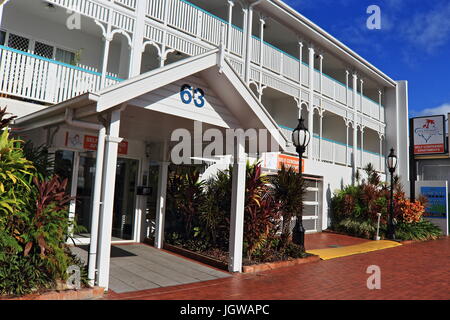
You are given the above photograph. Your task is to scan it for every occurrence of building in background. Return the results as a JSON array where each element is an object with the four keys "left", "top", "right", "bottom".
[{"left": 411, "top": 114, "right": 449, "bottom": 235}]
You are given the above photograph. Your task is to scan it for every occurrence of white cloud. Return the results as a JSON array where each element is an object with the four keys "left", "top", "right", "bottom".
[
  {"left": 416, "top": 103, "right": 450, "bottom": 117},
  {"left": 401, "top": 2, "right": 450, "bottom": 54}
]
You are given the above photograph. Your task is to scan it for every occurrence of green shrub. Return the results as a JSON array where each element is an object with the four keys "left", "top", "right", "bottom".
[
  {"left": 395, "top": 220, "right": 442, "bottom": 241},
  {"left": 0, "top": 112, "right": 87, "bottom": 296},
  {"left": 331, "top": 164, "right": 443, "bottom": 241}
]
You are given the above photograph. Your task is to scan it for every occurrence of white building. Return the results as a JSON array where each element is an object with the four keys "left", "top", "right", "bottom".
[{"left": 3, "top": 0, "right": 409, "bottom": 290}]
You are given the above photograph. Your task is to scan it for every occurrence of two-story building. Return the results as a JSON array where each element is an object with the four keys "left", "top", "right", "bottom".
[{"left": 3, "top": 0, "right": 409, "bottom": 290}]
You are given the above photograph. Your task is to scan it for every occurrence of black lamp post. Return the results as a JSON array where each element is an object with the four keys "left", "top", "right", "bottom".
[
  {"left": 291, "top": 117, "right": 311, "bottom": 249},
  {"left": 387, "top": 148, "right": 398, "bottom": 240}
]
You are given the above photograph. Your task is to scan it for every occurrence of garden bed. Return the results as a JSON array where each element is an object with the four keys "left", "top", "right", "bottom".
[
  {"left": 163, "top": 242, "right": 319, "bottom": 273},
  {"left": 1, "top": 286, "right": 104, "bottom": 300}
]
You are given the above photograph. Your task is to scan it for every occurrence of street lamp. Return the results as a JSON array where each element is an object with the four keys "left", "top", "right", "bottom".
[
  {"left": 387, "top": 148, "right": 398, "bottom": 240},
  {"left": 291, "top": 117, "right": 311, "bottom": 250}
]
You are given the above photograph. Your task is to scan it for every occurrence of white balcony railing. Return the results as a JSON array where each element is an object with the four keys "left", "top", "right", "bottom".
[
  {"left": 0, "top": 45, "right": 121, "bottom": 104},
  {"left": 13, "top": 0, "right": 386, "bottom": 125},
  {"left": 279, "top": 126, "right": 385, "bottom": 172}
]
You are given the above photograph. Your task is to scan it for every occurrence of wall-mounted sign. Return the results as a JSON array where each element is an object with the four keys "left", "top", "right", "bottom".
[
  {"left": 262, "top": 153, "right": 304, "bottom": 173},
  {"left": 84, "top": 135, "right": 128, "bottom": 155},
  {"left": 415, "top": 180, "right": 449, "bottom": 236},
  {"left": 420, "top": 186, "right": 447, "bottom": 218},
  {"left": 277, "top": 154, "right": 304, "bottom": 173},
  {"left": 412, "top": 115, "right": 446, "bottom": 155},
  {"left": 65, "top": 132, "right": 128, "bottom": 155}
]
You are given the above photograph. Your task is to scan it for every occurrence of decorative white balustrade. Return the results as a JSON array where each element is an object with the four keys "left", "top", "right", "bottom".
[
  {"left": 0, "top": 46, "right": 120, "bottom": 104},
  {"left": 279, "top": 126, "right": 385, "bottom": 172},
  {"left": 4, "top": 0, "right": 386, "bottom": 132}
]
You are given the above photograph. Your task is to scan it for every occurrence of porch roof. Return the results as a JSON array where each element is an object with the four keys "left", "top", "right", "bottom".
[{"left": 14, "top": 49, "right": 288, "bottom": 152}]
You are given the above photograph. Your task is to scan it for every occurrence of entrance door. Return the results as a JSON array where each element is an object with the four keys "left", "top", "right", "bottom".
[
  {"left": 112, "top": 158, "right": 139, "bottom": 241},
  {"left": 54, "top": 150, "right": 139, "bottom": 242}
]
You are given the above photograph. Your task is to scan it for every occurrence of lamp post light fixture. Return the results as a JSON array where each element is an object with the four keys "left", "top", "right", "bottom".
[
  {"left": 387, "top": 148, "right": 398, "bottom": 240},
  {"left": 291, "top": 117, "right": 311, "bottom": 250}
]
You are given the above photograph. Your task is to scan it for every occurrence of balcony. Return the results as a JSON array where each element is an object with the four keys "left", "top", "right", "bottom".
[
  {"left": 279, "top": 125, "right": 386, "bottom": 173},
  {"left": 0, "top": 45, "right": 121, "bottom": 104}
]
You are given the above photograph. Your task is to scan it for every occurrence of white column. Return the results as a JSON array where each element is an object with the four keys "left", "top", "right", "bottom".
[
  {"left": 96, "top": 109, "right": 123, "bottom": 290},
  {"left": 298, "top": 41, "right": 304, "bottom": 87},
  {"left": 308, "top": 45, "right": 315, "bottom": 159},
  {"left": 228, "top": 139, "right": 246, "bottom": 273},
  {"left": 241, "top": 7, "right": 248, "bottom": 59},
  {"left": 360, "top": 79, "right": 364, "bottom": 113},
  {"left": 378, "top": 89, "right": 383, "bottom": 120},
  {"left": 352, "top": 72, "right": 358, "bottom": 173},
  {"left": 345, "top": 70, "right": 350, "bottom": 106},
  {"left": 154, "top": 161, "right": 169, "bottom": 249},
  {"left": 319, "top": 53, "right": 324, "bottom": 94},
  {"left": 87, "top": 125, "right": 106, "bottom": 286},
  {"left": 360, "top": 126, "right": 365, "bottom": 168},
  {"left": 379, "top": 133, "right": 383, "bottom": 171},
  {"left": 345, "top": 119, "right": 350, "bottom": 166},
  {"left": 244, "top": 5, "right": 254, "bottom": 84},
  {"left": 100, "top": 35, "right": 112, "bottom": 88},
  {"left": 129, "top": 0, "right": 146, "bottom": 77},
  {"left": 319, "top": 110, "right": 324, "bottom": 161},
  {"left": 227, "top": 0, "right": 235, "bottom": 53}
]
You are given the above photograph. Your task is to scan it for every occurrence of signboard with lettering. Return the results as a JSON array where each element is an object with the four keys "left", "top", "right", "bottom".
[
  {"left": 412, "top": 115, "right": 446, "bottom": 155},
  {"left": 415, "top": 180, "right": 449, "bottom": 236},
  {"left": 64, "top": 131, "right": 128, "bottom": 155},
  {"left": 262, "top": 153, "right": 304, "bottom": 173}
]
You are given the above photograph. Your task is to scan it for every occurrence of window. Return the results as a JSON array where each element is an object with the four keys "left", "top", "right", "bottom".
[
  {"left": 55, "top": 48, "right": 76, "bottom": 66},
  {"left": 0, "top": 31, "right": 5, "bottom": 46},
  {"left": 34, "top": 41, "right": 54, "bottom": 59},
  {"left": 8, "top": 33, "right": 30, "bottom": 52}
]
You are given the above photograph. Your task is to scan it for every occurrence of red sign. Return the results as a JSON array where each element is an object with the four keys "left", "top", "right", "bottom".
[
  {"left": 414, "top": 144, "right": 445, "bottom": 154},
  {"left": 277, "top": 154, "right": 304, "bottom": 173},
  {"left": 84, "top": 135, "right": 129, "bottom": 155}
]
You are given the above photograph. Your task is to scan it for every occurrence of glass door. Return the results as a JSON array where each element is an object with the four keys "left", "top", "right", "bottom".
[
  {"left": 112, "top": 158, "right": 139, "bottom": 241},
  {"left": 54, "top": 150, "right": 139, "bottom": 242}
]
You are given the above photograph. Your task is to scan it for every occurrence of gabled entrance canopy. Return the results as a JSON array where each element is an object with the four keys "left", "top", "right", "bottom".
[
  {"left": 14, "top": 49, "right": 289, "bottom": 291},
  {"left": 16, "top": 49, "right": 288, "bottom": 152}
]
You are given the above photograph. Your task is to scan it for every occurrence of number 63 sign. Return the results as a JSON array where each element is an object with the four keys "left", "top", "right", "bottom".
[{"left": 180, "top": 84, "right": 205, "bottom": 108}]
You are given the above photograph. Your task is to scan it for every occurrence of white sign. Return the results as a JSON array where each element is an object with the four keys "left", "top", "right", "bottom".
[{"left": 413, "top": 115, "right": 446, "bottom": 155}]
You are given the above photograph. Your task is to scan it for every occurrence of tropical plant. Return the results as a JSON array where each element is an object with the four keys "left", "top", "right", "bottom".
[
  {"left": 243, "top": 162, "right": 280, "bottom": 259},
  {"left": 0, "top": 113, "right": 88, "bottom": 296},
  {"left": 331, "top": 163, "right": 442, "bottom": 241},
  {"left": 0, "top": 107, "right": 16, "bottom": 130},
  {"left": 167, "top": 165, "right": 206, "bottom": 239},
  {"left": 200, "top": 168, "right": 232, "bottom": 248},
  {"left": 271, "top": 164, "right": 306, "bottom": 247}
]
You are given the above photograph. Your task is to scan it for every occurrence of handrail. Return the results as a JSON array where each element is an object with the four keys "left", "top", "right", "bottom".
[
  {"left": 177, "top": 0, "right": 384, "bottom": 108},
  {"left": 0, "top": 45, "right": 123, "bottom": 82},
  {"left": 279, "top": 124, "right": 383, "bottom": 157}
]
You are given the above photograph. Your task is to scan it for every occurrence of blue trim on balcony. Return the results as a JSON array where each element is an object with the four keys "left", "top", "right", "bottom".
[
  {"left": 180, "top": 0, "right": 384, "bottom": 109},
  {"left": 279, "top": 124, "right": 382, "bottom": 157},
  {"left": 0, "top": 45, "right": 123, "bottom": 82}
]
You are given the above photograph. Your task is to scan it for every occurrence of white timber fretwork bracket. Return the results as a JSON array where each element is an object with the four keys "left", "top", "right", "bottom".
[
  {"left": 95, "top": 20, "right": 133, "bottom": 48},
  {"left": 142, "top": 41, "right": 175, "bottom": 67}
]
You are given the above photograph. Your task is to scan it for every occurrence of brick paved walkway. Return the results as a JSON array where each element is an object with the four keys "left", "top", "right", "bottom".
[{"left": 106, "top": 237, "right": 450, "bottom": 300}]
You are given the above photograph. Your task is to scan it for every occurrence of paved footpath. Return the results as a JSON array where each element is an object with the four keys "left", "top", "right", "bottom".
[{"left": 106, "top": 236, "right": 450, "bottom": 300}]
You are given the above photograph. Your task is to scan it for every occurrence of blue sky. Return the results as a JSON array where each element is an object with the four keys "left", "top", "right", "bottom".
[{"left": 284, "top": 0, "right": 450, "bottom": 118}]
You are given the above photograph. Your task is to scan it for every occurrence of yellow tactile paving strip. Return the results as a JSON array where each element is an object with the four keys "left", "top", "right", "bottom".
[{"left": 306, "top": 240, "right": 402, "bottom": 260}]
